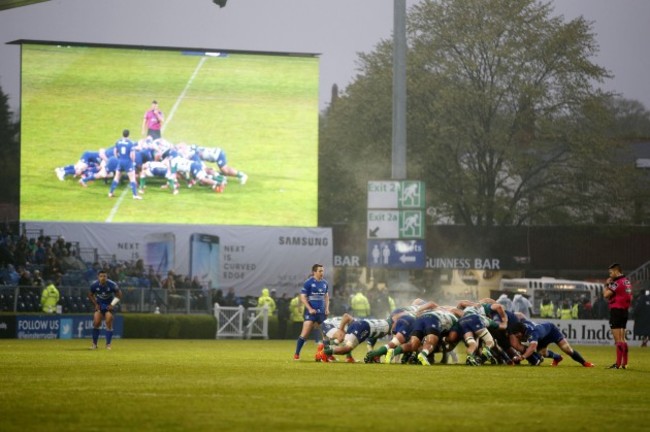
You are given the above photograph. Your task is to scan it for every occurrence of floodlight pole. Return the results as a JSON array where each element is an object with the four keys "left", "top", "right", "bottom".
[
  {"left": 391, "top": 1, "right": 411, "bottom": 287},
  {"left": 392, "top": 0, "right": 407, "bottom": 180}
]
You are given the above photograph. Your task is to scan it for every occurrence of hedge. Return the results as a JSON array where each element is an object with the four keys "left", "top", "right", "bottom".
[{"left": 123, "top": 314, "right": 216, "bottom": 339}]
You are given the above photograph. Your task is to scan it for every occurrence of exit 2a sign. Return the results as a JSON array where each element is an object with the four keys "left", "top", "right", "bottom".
[{"left": 367, "top": 210, "right": 425, "bottom": 239}]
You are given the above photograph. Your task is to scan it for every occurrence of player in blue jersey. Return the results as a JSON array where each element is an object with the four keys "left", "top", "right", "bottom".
[
  {"left": 87, "top": 269, "right": 122, "bottom": 350},
  {"left": 362, "top": 298, "right": 428, "bottom": 363},
  {"left": 510, "top": 319, "right": 595, "bottom": 367},
  {"left": 189, "top": 160, "right": 227, "bottom": 193},
  {"left": 293, "top": 264, "right": 329, "bottom": 360},
  {"left": 99, "top": 146, "right": 115, "bottom": 162},
  {"left": 476, "top": 299, "right": 524, "bottom": 364},
  {"left": 364, "top": 306, "right": 416, "bottom": 363},
  {"left": 454, "top": 303, "right": 503, "bottom": 366},
  {"left": 414, "top": 306, "right": 461, "bottom": 365},
  {"left": 79, "top": 156, "right": 120, "bottom": 187},
  {"left": 138, "top": 161, "right": 177, "bottom": 194},
  {"left": 316, "top": 315, "right": 391, "bottom": 362},
  {"left": 461, "top": 298, "right": 518, "bottom": 365},
  {"left": 55, "top": 150, "right": 104, "bottom": 181},
  {"left": 108, "top": 129, "right": 142, "bottom": 200},
  {"left": 134, "top": 146, "right": 154, "bottom": 173},
  {"left": 384, "top": 302, "right": 460, "bottom": 365}
]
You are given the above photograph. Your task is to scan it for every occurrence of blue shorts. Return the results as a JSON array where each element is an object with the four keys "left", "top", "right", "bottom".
[
  {"left": 458, "top": 314, "right": 485, "bottom": 334},
  {"left": 411, "top": 315, "right": 442, "bottom": 340},
  {"left": 97, "top": 302, "right": 116, "bottom": 315},
  {"left": 150, "top": 166, "right": 168, "bottom": 177},
  {"left": 116, "top": 158, "right": 134, "bottom": 173},
  {"left": 394, "top": 315, "right": 415, "bottom": 339},
  {"left": 347, "top": 320, "right": 370, "bottom": 343},
  {"left": 303, "top": 311, "right": 326, "bottom": 324},
  {"left": 215, "top": 152, "right": 227, "bottom": 168},
  {"left": 537, "top": 326, "right": 565, "bottom": 349}
]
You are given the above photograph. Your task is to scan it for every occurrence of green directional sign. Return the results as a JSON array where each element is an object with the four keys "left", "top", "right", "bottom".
[
  {"left": 367, "top": 210, "right": 425, "bottom": 239},
  {"left": 367, "top": 181, "right": 425, "bottom": 209},
  {"left": 399, "top": 210, "right": 424, "bottom": 238}
]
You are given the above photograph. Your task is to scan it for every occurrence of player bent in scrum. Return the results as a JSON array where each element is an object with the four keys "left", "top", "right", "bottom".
[
  {"left": 384, "top": 302, "right": 460, "bottom": 366},
  {"left": 55, "top": 150, "right": 105, "bottom": 181},
  {"left": 361, "top": 298, "right": 427, "bottom": 363},
  {"left": 510, "top": 318, "right": 595, "bottom": 368},
  {"left": 454, "top": 304, "right": 503, "bottom": 366},
  {"left": 191, "top": 145, "right": 248, "bottom": 185},
  {"left": 78, "top": 156, "right": 119, "bottom": 187},
  {"left": 190, "top": 161, "right": 227, "bottom": 193},
  {"left": 459, "top": 298, "right": 518, "bottom": 365},
  {"left": 138, "top": 161, "right": 176, "bottom": 194},
  {"left": 316, "top": 316, "right": 391, "bottom": 363},
  {"left": 364, "top": 307, "right": 417, "bottom": 363},
  {"left": 318, "top": 314, "right": 354, "bottom": 363}
]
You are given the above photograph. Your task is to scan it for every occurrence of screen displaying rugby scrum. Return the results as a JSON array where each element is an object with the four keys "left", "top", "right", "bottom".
[{"left": 19, "top": 41, "right": 320, "bottom": 227}]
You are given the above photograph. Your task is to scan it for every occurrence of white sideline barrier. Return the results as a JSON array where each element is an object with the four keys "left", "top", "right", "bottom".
[{"left": 214, "top": 304, "right": 268, "bottom": 339}]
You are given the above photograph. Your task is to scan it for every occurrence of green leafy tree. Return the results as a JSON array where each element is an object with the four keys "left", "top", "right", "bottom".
[
  {"left": 0, "top": 81, "right": 19, "bottom": 211},
  {"left": 320, "top": 0, "right": 640, "bottom": 228},
  {"left": 605, "top": 97, "right": 650, "bottom": 140}
]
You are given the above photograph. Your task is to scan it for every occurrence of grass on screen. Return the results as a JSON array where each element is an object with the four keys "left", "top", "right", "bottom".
[
  {"left": 20, "top": 44, "right": 319, "bottom": 226},
  {"left": 1, "top": 339, "right": 649, "bottom": 432}
]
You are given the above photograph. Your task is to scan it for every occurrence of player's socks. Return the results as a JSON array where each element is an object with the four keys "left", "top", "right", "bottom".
[
  {"left": 92, "top": 328, "right": 100, "bottom": 345},
  {"left": 106, "top": 330, "right": 113, "bottom": 345},
  {"left": 324, "top": 347, "right": 333, "bottom": 356},
  {"left": 109, "top": 180, "right": 118, "bottom": 194},
  {"left": 570, "top": 350, "right": 586, "bottom": 364},
  {"left": 622, "top": 342, "right": 629, "bottom": 366},
  {"left": 295, "top": 336, "right": 306, "bottom": 356},
  {"left": 374, "top": 345, "right": 389, "bottom": 357},
  {"left": 130, "top": 182, "right": 138, "bottom": 196},
  {"left": 546, "top": 350, "right": 561, "bottom": 361},
  {"left": 616, "top": 342, "right": 624, "bottom": 366},
  {"left": 63, "top": 165, "right": 75, "bottom": 175},
  {"left": 393, "top": 346, "right": 403, "bottom": 356}
]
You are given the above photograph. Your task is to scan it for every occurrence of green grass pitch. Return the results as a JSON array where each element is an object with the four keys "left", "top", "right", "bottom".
[
  {"left": 20, "top": 44, "right": 319, "bottom": 226},
  {"left": 1, "top": 339, "right": 649, "bottom": 431}
]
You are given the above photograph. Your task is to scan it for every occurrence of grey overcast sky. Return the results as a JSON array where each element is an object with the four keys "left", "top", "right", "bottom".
[{"left": 0, "top": 0, "right": 649, "bottom": 115}]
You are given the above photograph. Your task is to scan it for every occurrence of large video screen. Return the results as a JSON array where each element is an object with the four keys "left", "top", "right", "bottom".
[{"left": 19, "top": 42, "right": 319, "bottom": 226}]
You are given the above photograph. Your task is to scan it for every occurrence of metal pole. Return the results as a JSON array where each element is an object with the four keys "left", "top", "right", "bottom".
[{"left": 392, "top": 0, "right": 407, "bottom": 180}]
